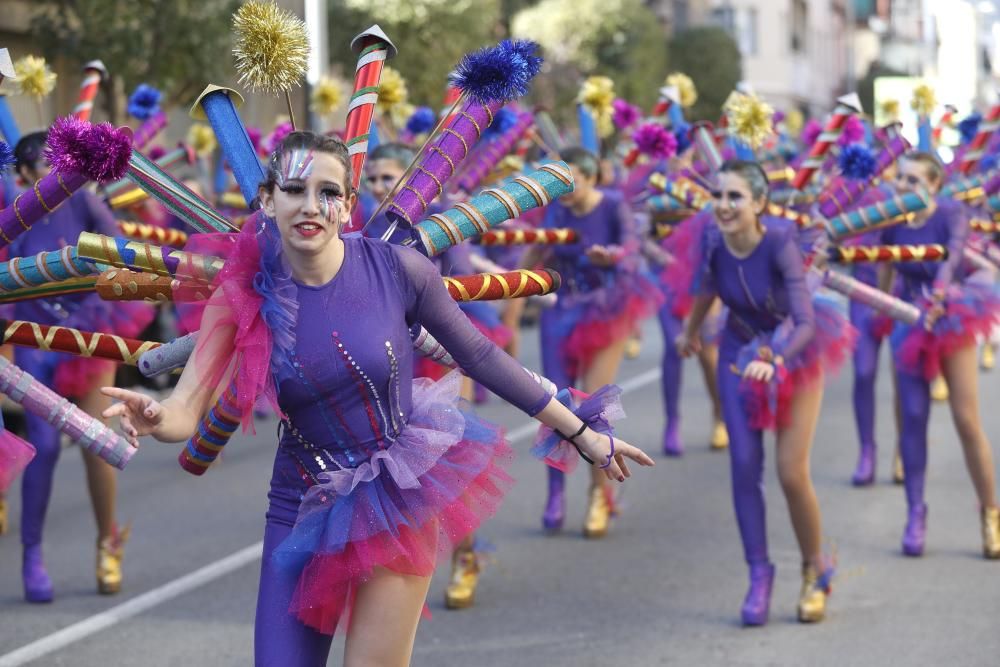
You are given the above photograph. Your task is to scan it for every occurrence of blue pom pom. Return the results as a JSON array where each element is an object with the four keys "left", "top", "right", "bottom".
[
  {"left": 980, "top": 153, "right": 999, "bottom": 173},
  {"left": 127, "top": 84, "right": 162, "bottom": 120},
  {"left": 673, "top": 120, "right": 692, "bottom": 155},
  {"left": 958, "top": 112, "right": 982, "bottom": 145},
  {"left": 482, "top": 107, "right": 518, "bottom": 141},
  {"left": 839, "top": 144, "right": 877, "bottom": 180},
  {"left": 405, "top": 106, "right": 436, "bottom": 135},
  {"left": 450, "top": 39, "right": 542, "bottom": 104},
  {"left": 0, "top": 140, "right": 14, "bottom": 174}
]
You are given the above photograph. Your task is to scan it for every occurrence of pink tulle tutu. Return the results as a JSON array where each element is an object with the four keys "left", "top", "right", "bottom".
[
  {"left": 894, "top": 284, "right": 1000, "bottom": 379},
  {"left": 272, "top": 371, "right": 513, "bottom": 635},
  {"left": 737, "top": 297, "right": 857, "bottom": 430},
  {"left": 660, "top": 211, "right": 712, "bottom": 318},
  {"left": 0, "top": 430, "right": 35, "bottom": 492}
]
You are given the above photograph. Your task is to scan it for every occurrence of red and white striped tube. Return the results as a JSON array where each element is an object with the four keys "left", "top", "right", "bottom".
[
  {"left": 960, "top": 104, "right": 1000, "bottom": 174},
  {"left": 71, "top": 60, "right": 107, "bottom": 122},
  {"left": 691, "top": 122, "right": 723, "bottom": 172},
  {"left": 344, "top": 25, "right": 396, "bottom": 194},
  {"left": 792, "top": 103, "right": 853, "bottom": 190},
  {"left": 932, "top": 105, "right": 957, "bottom": 142}
]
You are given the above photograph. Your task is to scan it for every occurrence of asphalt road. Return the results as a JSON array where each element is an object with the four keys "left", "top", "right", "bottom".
[{"left": 1, "top": 316, "right": 999, "bottom": 666}]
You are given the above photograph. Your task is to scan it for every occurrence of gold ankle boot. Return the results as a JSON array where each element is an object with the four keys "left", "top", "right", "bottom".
[
  {"left": 584, "top": 485, "right": 614, "bottom": 539},
  {"left": 444, "top": 549, "right": 480, "bottom": 609},
  {"left": 624, "top": 337, "right": 641, "bottom": 360},
  {"left": 797, "top": 565, "right": 829, "bottom": 623},
  {"left": 710, "top": 420, "right": 729, "bottom": 450},
  {"left": 982, "top": 345, "right": 996, "bottom": 371},
  {"left": 930, "top": 376, "right": 949, "bottom": 402},
  {"left": 97, "top": 525, "right": 129, "bottom": 595},
  {"left": 0, "top": 497, "right": 7, "bottom": 535},
  {"left": 892, "top": 450, "right": 905, "bottom": 485},
  {"left": 982, "top": 507, "right": 1000, "bottom": 559}
]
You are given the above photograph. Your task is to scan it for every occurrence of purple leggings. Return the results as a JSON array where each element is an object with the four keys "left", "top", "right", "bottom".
[
  {"left": 895, "top": 368, "right": 930, "bottom": 510},
  {"left": 717, "top": 334, "right": 770, "bottom": 566},
  {"left": 658, "top": 304, "right": 683, "bottom": 429},
  {"left": 850, "top": 301, "right": 885, "bottom": 452},
  {"left": 539, "top": 306, "right": 580, "bottom": 489},
  {"left": 17, "top": 348, "right": 67, "bottom": 548}
]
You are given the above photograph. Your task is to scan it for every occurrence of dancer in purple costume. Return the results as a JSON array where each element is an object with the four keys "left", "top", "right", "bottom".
[
  {"left": 12, "top": 132, "right": 152, "bottom": 602},
  {"left": 677, "top": 161, "right": 850, "bottom": 626},
  {"left": 103, "top": 132, "right": 653, "bottom": 665},
  {"left": 507, "top": 147, "right": 662, "bottom": 538},
  {"left": 879, "top": 152, "right": 1000, "bottom": 558}
]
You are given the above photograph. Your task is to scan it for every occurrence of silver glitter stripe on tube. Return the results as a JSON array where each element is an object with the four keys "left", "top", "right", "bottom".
[{"left": 138, "top": 332, "right": 197, "bottom": 377}]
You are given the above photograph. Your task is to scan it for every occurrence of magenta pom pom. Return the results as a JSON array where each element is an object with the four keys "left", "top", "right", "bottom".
[
  {"left": 802, "top": 119, "right": 823, "bottom": 147},
  {"left": 266, "top": 121, "right": 294, "bottom": 154},
  {"left": 247, "top": 126, "right": 263, "bottom": 155},
  {"left": 148, "top": 145, "right": 166, "bottom": 161},
  {"left": 44, "top": 116, "right": 93, "bottom": 175},
  {"left": 633, "top": 122, "right": 677, "bottom": 159},
  {"left": 84, "top": 123, "right": 133, "bottom": 182},
  {"left": 837, "top": 115, "right": 865, "bottom": 146},
  {"left": 612, "top": 99, "right": 640, "bottom": 130}
]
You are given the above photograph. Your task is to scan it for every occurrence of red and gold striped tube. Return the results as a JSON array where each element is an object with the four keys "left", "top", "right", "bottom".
[
  {"left": 828, "top": 244, "right": 948, "bottom": 264},
  {"left": 118, "top": 221, "right": 188, "bottom": 247},
  {"left": 971, "top": 218, "right": 1000, "bottom": 234},
  {"left": 71, "top": 61, "right": 106, "bottom": 122},
  {"left": 0, "top": 318, "right": 159, "bottom": 365},
  {"left": 477, "top": 228, "right": 578, "bottom": 246},
  {"left": 443, "top": 269, "right": 560, "bottom": 302}
]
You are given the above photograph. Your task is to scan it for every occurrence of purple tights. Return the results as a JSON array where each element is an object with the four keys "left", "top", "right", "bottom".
[
  {"left": 17, "top": 348, "right": 64, "bottom": 549},
  {"left": 539, "top": 306, "right": 579, "bottom": 491},
  {"left": 255, "top": 517, "right": 334, "bottom": 666},
  {"left": 850, "top": 302, "right": 883, "bottom": 453},
  {"left": 658, "top": 305, "right": 683, "bottom": 430},
  {"left": 718, "top": 337, "right": 769, "bottom": 566},
  {"left": 895, "top": 368, "right": 930, "bottom": 510}
]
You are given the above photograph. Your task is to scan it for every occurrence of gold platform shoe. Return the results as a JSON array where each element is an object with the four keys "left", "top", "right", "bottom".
[
  {"left": 797, "top": 565, "right": 830, "bottom": 623},
  {"left": 0, "top": 496, "right": 7, "bottom": 535},
  {"left": 97, "top": 525, "right": 129, "bottom": 595},
  {"left": 710, "top": 420, "right": 729, "bottom": 450},
  {"left": 444, "top": 548, "right": 480, "bottom": 609},
  {"left": 624, "top": 336, "right": 641, "bottom": 360},
  {"left": 982, "top": 345, "right": 996, "bottom": 371},
  {"left": 930, "top": 375, "right": 949, "bottom": 402},
  {"left": 584, "top": 484, "right": 615, "bottom": 539},
  {"left": 982, "top": 507, "right": 1000, "bottom": 559},
  {"left": 892, "top": 449, "right": 905, "bottom": 485}
]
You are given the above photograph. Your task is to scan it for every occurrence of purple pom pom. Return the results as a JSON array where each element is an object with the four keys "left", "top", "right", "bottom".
[
  {"left": 633, "top": 122, "right": 677, "bottom": 159},
  {"left": 0, "top": 140, "right": 14, "bottom": 174},
  {"left": 802, "top": 119, "right": 823, "bottom": 147},
  {"left": 773, "top": 110, "right": 786, "bottom": 124},
  {"left": 450, "top": 39, "right": 542, "bottom": 104},
  {"left": 127, "top": 84, "right": 162, "bottom": 121},
  {"left": 44, "top": 116, "right": 94, "bottom": 175},
  {"left": 612, "top": 98, "right": 640, "bottom": 130},
  {"left": 837, "top": 115, "right": 865, "bottom": 146},
  {"left": 838, "top": 144, "right": 876, "bottom": 180},
  {"left": 83, "top": 123, "right": 133, "bottom": 182},
  {"left": 265, "top": 122, "right": 294, "bottom": 154},
  {"left": 959, "top": 113, "right": 982, "bottom": 145},
  {"left": 148, "top": 145, "right": 166, "bottom": 161},
  {"left": 405, "top": 106, "right": 436, "bottom": 135}
]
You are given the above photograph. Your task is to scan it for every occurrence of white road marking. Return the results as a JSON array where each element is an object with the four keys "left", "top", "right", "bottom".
[{"left": 0, "top": 368, "right": 661, "bottom": 665}]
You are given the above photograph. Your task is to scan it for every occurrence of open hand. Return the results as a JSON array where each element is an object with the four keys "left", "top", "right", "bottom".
[
  {"left": 101, "top": 387, "right": 164, "bottom": 448},
  {"left": 675, "top": 332, "right": 702, "bottom": 358},
  {"left": 585, "top": 245, "right": 617, "bottom": 267},
  {"left": 575, "top": 428, "right": 655, "bottom": 483},
  {"left": 742, "top": 360, "right": 775, "bottom": 383}
]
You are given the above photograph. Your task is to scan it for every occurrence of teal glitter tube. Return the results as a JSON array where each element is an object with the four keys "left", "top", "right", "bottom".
[
  {"left": 412, "top": 161, "right": 573, "bottom": 257},
  {"left": 823, "top": 190, "right": 931, "bottom": 240}
]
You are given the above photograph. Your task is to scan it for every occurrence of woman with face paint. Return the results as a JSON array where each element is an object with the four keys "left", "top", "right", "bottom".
[
  {"left": 102, "top": 132, "right": 653, "bottom": 665},
  {"left": 880, "top": 152, "right": 1000, "bottom": 560},
  {"left": 677, "top": 160, "right": 851, "bottom": 626},
  {"left": 506, "top": 146, "right": 662, "bottom": 539},
  {"left": 10, "top": 131, "right": 154, "bottom": 602}
]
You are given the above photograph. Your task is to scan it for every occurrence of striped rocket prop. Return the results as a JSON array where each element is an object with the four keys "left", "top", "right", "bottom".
[
  {"left": 933, "top": 104, "right": 957, "bottom": 143},
  {"left": 71, "top": 60, "right": 107, "bottom": 122},
  {"left": 443, "top": 268, "right": 561, "bottom": 302},
  {"left": 818, "top": 268, "right": 919, "bottom": 325},
  {"left": 0, "top": 48, "right": 19, "bottom": 144},
  {"left": 828, "top": 244, "right": 948, "bottom": 264},
  {"left": 411, "top": 161, "right": 574, "bottom": 257},
  {"left": 179, "top": 380, "right": 240, "bottom": 475},
  {"left": 345, "top": 25, "right": 397, "bottom": 193},
  {"left": 0, "top": 317, "right": 159, "bottom": 365},
  {"left": 792, "top": 93, "right": 862, "bottom": 190},
  {"left": 823, "top": 190, "right": 932, "bottom": 240},
  {"left": 476, "top": 228, "right": 578, "bottom": 246},
  {"left": 816, "top": 135, "right": 910, "bottom": 218},
  {"left": 960, "top": 104, "right": 1000, "bottom": 174},
  {"left": 118, "top": 221, "right": 188, "bottom": 247},
  {"left": 0, "top": 246, "right": 99, "bottom": 294},
  {"left": 76, "top": 232, "right": 225, "bottom": 283},
  {"left": 104, "top": 144, "right": 196, "bottom": 198}
]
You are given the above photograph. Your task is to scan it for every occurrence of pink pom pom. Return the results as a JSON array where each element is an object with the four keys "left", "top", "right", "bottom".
[
  {"left": 837, "top": 115, "right": 865, "bottom": 146},
  {"left": 612, "top": 98, "right": 640, "bottom": 130},
  {"left": 632, "top": 122, "right": 677, "bottom": 159},
  {"left": 148, "top": 145, "right": 166, "bottom": 161},
  {"left": 265, "top": 122, "right": 294, "bottom": 155},
  {"left": 802, "top": 119, "right": 823, "bottom": 147}
]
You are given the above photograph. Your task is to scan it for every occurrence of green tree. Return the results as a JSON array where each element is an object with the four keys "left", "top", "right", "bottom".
[
  {"left": 667, "top": 27, "right": 741, "bottom": 122},
  {"left": 327, "top": 0, "right": 503, "bottom": 108},
  {"left": 30, "top": 0, "right": 240, "bottom": 122}
]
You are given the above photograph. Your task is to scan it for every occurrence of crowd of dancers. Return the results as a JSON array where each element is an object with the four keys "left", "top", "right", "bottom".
[{"left": 0, "top": 5, "right": 999, "bottom": 665}]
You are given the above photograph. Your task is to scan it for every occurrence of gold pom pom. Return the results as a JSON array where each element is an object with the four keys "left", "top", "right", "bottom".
[
  {"left": 233, "top": 0, "right": 310, "bottom": 95},
  {"left": 910, "top": 84, "right": 935, "bottom": 117},
  {"left": 578, "top": 76, "right": 615, "bottom": 138},
  {"left": 665, "top": 72, "right": 697, "bottom": 108},
  {"left": 784, "top": 109, "right": 804, "bottom": 136},
  {"left": 880, "top": 99, "right": 900, "bottom": 121},
  {"left": 187, "top": 123, "right": 217, "bottom": 157},
  {"left": 310, "top": 77, "right": 344, "bottom": 116},
  {"left": 725, "top": 92, "right": 775, "bottom": 150},
  {"left": 14, "top": 55, "right": 56, "bottom": 101},
  {"left": 376, "top": 67, "right": 408, "bottom": 115}
]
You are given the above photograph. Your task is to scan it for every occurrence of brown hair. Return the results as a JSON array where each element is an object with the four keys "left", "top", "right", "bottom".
[
  {"left": 260, "top": 131, "right": 354, "bottom": 195},
  {"left": 902, "top": 151, "right": 944, "bottom": 187}
]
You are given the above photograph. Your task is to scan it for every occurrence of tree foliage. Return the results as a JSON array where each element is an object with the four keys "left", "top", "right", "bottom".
[
  {"left": 667, "top": 27, "right": 742, "bottom": 122},
  {"left": 30, "top": 0, "right": 240, "bottom": 121}
]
